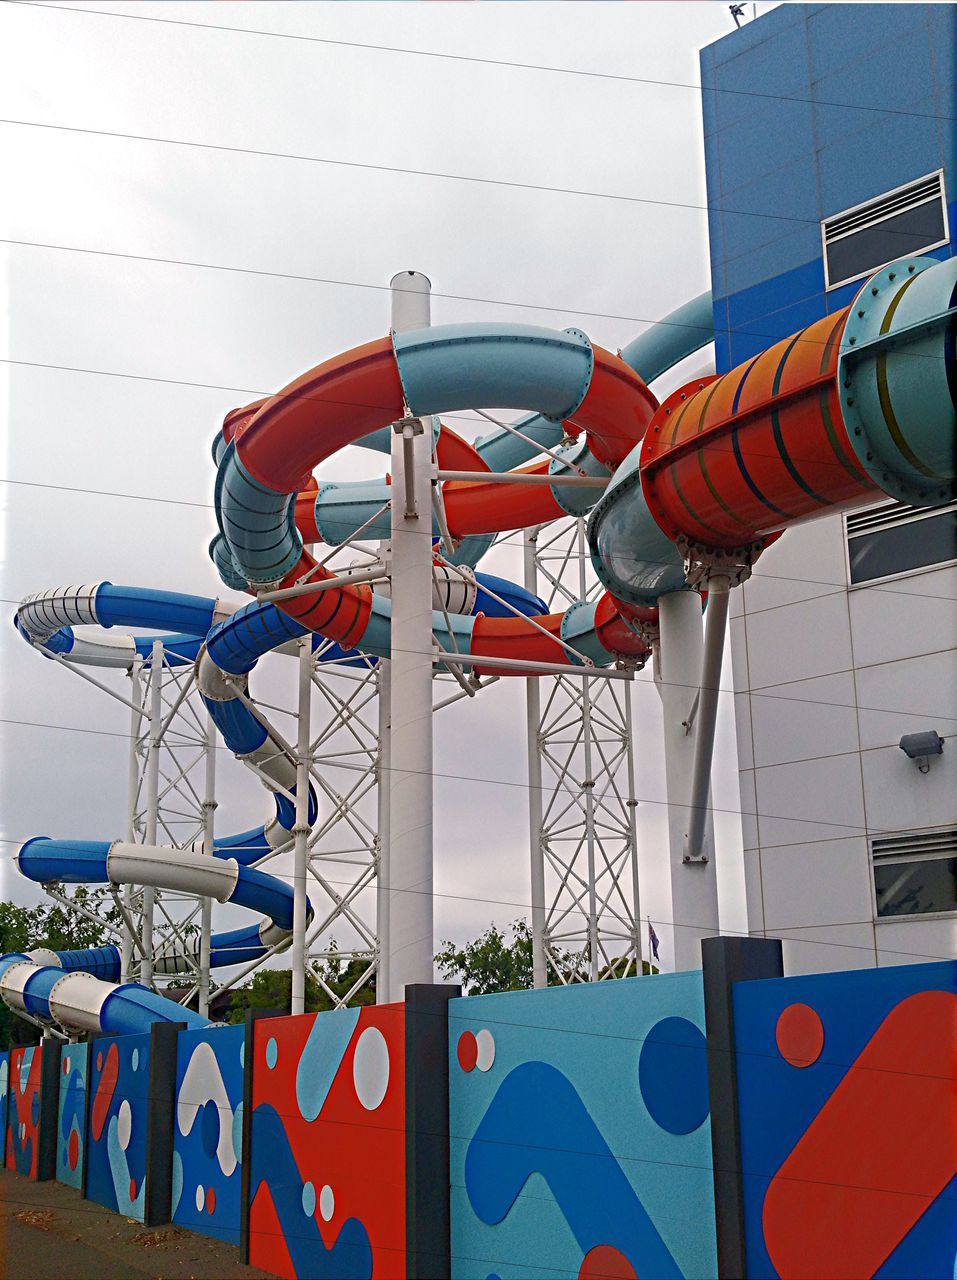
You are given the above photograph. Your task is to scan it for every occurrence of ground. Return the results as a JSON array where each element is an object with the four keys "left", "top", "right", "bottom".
[{"left": 0, "top": 1168, "right": 272, "bottom": 1280}]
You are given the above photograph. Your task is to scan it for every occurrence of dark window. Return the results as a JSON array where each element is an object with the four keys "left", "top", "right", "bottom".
[
  {"left": 823, "top": 172, "right": 949, "bottom": 290},
  {"left": 846, "top": 503, "right": 957, "bottom": 585},
  {"left": 874, "top": 857, "right": 957, "bottom": 918},
  {"left": 872, "top": 829, "right": 957, "bottom": 919}
]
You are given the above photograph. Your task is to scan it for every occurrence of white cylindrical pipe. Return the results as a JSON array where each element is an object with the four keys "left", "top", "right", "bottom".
[
  {"left": 577, "top": 519, "right": 600, "bottom": 980},
  {"left": 656, "top": 591, "right": 719, "bottom": 971},
  {"left": 524, "top": 530, "right": 547, "bottom": 989},
  {"left": 140, "top": 640, "right": 163, "bottom": 988},
  {"left": 107, "top": 843, "right": 239, "bottom": 901},
  {"left": 376, "top": 655, "right": 392, "bottom": 1004},
  {"left": 623, "top": 687, "right": 644, "bottom": 974},
  {"left": 390, "top": 269, "right": 431, "bottom": 332},
  {"left": 387, "top": 270, "right": 435, "bottom": 998},
  {"left": 48, "top": 971, "right": 113, "bottom": 1034},
  {"left": 290, "top": 637, "right": 312, "bottom": 1015}
]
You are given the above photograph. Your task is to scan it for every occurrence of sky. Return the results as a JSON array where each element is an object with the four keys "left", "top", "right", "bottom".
[{"left": 0, "top": 0, "right": 776, "bottom": 977}]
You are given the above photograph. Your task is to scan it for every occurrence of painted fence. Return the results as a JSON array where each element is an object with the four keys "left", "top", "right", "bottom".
[
  {"left": 1, "top": 954, "right": 953, "bottom": 1280},
  {"left": 0, "top": 1050, "right": 8, "bottom": 1164},
  {"left": 86, "top": 1031, "right": 150, "bottom": 1217},
  {"left": 6, "top": 1044, "right": 42, "bottom": 1178},
  {"left": 172, "top": 1023, "right": 245, "bottom": 1245},
  {"left": 247, "top": 1003, "right": 407, "bottom": 1280},
  {"left": 733, "top": 959, "right": 957, "bottom": 1280},
  {"left": 56, "top": 1041, "right": 88, "bottom": 1188},
  {"left": 449, "top": 973, "right": 715, "bottom": 1280}
]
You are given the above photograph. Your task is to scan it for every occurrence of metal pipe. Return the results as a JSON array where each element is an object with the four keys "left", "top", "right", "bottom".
[
  {"left": 257, "top": 564, "right": 387, "bottom": 604},
  {"left": 290, "top": 637, "right": 312, "bottom": 1015},
  {"left": 387, "top": 269, "right": 435, "bottom": 998},
  {"left": 140, "top": 639, "right": 163, "bottom": 988},
  {"left": 437, "top": 470, "right": 608, "bottom": 488},
  {"left": 684, "top": 577, "right": 731, "bottom": 863},
  {"left": 524, "top": 530, "right": 547, "bottom": 989},
  {"left": 435, "top": 651, "right": 634, "bottom": 680}
]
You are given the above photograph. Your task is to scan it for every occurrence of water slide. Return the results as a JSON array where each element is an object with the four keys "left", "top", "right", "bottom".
[{"left": 2, "top": 253, "right": 952, "bottom": 1036}]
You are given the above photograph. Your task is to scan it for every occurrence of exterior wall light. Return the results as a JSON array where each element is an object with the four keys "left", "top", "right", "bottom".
[{"left": 898, "top": 730, "right": 945, "bottom": 774}]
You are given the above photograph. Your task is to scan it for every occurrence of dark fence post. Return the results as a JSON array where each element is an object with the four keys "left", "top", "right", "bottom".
[
  {"left": 239, "top": 1008, "right": 284, "bottom": 1266},
  {"left": 404, "top": 983, "right": 460, "bottom": 1280},
  {"left": 143, "top": 1021, "right": 185, "bottom": 1228},
  {"left": 702, "top": 935, "right": 784, "bottom": 1280},
  {"left": 36, "top": 1036, "right": 62, "bottom": 1182}
]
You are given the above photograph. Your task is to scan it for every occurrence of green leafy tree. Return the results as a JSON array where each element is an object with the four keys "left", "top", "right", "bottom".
[
  {"left": 435, "top": 919, "right": 658, "bottom": 995},
  {"left": 0, "top": 891, "right": 121, "bottom": 1048},
  {"left": 227, "top": 944, "right": 376, "bottom": 1022},
  {"left": 435, "top": 919, "right": 539, "bottom": 995}
]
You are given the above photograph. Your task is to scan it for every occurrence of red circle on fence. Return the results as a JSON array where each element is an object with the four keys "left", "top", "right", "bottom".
[
  {"left": 579, "top": 1244, "right": 637, "bottom": 1279},
  {"left": 456, "top": 1031, "right": 478, "bottom": 1073},
  {"left": 775, "top": 1003, "right": 825, "bottom": 1068}
]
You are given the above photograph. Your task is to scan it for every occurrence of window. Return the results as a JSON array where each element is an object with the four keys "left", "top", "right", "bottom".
[
  {"left": 822, "top": 171, "right": 949, "bottom": 290},
  {"left": 845, "top": 498, "right": 957, "bottom": 585},
  {"left": 872, "top": 829, "right": 957, "bottom": 919}
]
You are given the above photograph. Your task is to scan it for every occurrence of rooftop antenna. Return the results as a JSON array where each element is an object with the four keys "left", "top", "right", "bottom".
[{"left": 729, "top": 4, "right": 746, "bottom": 27}]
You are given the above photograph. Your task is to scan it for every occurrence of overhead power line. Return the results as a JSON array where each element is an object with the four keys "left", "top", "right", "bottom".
[
  {"left": 0, "top": 116, "right": 894, "bottom": 233},
  {"left": 7, "top": 1, "right": 953, "bottom": 123}
]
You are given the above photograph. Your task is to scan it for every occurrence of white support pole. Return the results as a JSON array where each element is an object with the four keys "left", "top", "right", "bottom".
[
  {"left": 387, "top": 270, "right": 435, "bottom": 998},
  {"left": 524, "top": 529, "right": 547, "bottom": 989},
  {"left": 376, "top": 657, "right": 392, "bottom": 1004},
  {"left": 623, "top": 687, "right": 644, "bottom": 974},
  {"left": 140, "top": 640, "right": 163, "bottom": 988},
  {"left": 291, "top": 637, "right": 313, "bottom": 1015},
  {"left": 121, "top": 657, "right": 144, "bottom": 983},
  {"left": 655, "top": 591, "right": 719, "bottom": 971},
  {"left": 198, "top": 707, "right": 217, "bottom": 1018},
  {"left": 577, "top": 520, "right": 600, "bottom": 980}
]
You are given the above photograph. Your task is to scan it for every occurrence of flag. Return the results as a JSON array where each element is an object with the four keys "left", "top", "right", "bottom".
[{"left": 648, "top": 920, "right": 660, "bottom": 963}]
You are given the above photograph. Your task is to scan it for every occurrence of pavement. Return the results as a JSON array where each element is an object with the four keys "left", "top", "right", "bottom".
[{"left": 0, "top": 1167, "right": 273, "bottom": 1280}]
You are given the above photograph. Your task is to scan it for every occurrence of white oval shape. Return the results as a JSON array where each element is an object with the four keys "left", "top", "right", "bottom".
[
  {"left": 195, "top": 1184, "right": 205, "bottom": 1213},
  {"left": 475, "top": 1028, "right": 496, "bottom": 1072},
  {"left": 117, "top": 1099, "right": 132, "bottom": 1150},
  {"left": 319, "top": 1184, "right": 335, "bottom": 1222},
  {"left": 352, "top": 1027, "right": 389, "bottom": 1111}
]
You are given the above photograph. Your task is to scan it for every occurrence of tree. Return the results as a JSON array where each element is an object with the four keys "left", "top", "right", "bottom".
[
  {"left": 0, "top": 890, "right": 122, "bottom": 1048},
  {"left": 435, "top": 919, "right": 537, "bottom": 995},
  {"left": 435, "top": 919, "right": 659, "bottom": 995},
  {"left": 226, "top": 944, "right": 376, "bottom": 1022}
]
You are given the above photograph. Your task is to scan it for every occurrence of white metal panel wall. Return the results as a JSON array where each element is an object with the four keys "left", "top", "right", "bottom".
[{"left": 728, "top": 515, "right": 956, "bottom": 975}]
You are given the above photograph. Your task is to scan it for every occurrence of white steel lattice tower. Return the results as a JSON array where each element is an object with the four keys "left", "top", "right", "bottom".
[
  {"left": 302, "top": 647, "right": 381, "bottom": 1007},
  {"left": 121, "top": 640, "right": 219, "bottom": 1015},
  {"left": 524, "top": 520, "right": 644, "bottom": 984}
]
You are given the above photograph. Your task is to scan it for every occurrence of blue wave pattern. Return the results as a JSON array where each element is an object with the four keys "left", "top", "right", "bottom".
[
  {"left": 172, "top": 1025, "right": 245, "bottom": 1246},
  {"left": 449, "top": 974, "right": 717, "bottom": 1280},
  {"left": 248, "top": 1104, "right": 373, "bottom": 1279}
]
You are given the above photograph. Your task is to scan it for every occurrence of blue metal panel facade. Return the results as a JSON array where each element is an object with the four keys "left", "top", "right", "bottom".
[{"left": 701, "top": 3, "right": 956, "bottom": 371}]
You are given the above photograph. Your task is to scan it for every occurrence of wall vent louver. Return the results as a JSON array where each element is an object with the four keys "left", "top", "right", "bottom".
[
  {"left": 872, "top": 828, "right": 957, "bottom": 862},
  {"left": 822, "top": 170, "right": 949, "bottom": 289}
]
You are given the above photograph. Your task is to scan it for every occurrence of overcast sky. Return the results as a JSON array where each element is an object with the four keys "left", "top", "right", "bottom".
[{"left": 0, "top": 1, "right": 774, "bottom": 975}]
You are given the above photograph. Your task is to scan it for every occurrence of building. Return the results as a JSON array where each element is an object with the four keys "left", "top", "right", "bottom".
[{"left": 700, "top": 3, "right": 956, "bottom": 971}]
